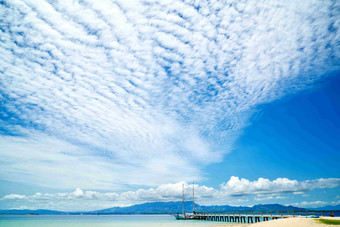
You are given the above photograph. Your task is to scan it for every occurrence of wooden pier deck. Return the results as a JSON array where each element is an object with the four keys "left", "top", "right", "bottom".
[{"left": 180, "top": 211, "right": 324, "bottom": 224}]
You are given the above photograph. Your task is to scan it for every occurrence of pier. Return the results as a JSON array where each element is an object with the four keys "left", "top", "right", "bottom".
[
  {"left": 175, "top": 211, "right": 324, "bottom": 224},
  {"left": 172, "top": 184, "right": 325, "bottom": 223},
  {"left": 193, "top": 212, "right": 283, "bottom": 223}
]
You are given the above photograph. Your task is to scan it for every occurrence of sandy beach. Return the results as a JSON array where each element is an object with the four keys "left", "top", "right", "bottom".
[{"left": 214, "top": 217, "right": 340, "bottom": 227}]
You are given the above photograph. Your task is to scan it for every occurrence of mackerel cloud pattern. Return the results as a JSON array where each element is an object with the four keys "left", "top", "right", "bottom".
[{"left": 0, "top": 0, "right": 339, "bottom": 189}]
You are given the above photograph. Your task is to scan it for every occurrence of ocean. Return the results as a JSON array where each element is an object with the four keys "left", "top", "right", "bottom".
[
  {"left": 0, "top": 215, "right": 232, "bottom": 227},
  {"left": 1, "top": 212, "right": 339, "bottom": 227}
]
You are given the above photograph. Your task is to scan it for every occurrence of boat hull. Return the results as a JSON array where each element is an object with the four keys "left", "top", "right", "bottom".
[
  {"left": 173, "top": 214, "right": 196, "bottom": 220},
  {"left": 174, "top": 214, "right": 186, "bottom": 220}
]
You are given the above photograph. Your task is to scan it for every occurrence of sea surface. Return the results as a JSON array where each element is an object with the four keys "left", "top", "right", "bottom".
[
  {"left": 0, "top": 215, "right": 232, "bottom": 227},
  {"left": 1, "top": 212, "right": 339, "bottom": 227}
]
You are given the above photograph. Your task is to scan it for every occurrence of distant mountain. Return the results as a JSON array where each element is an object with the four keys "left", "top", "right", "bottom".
[
  {"left": 93, "top": 201, "right": 193, "bottom": 214},
  {"left": 251, "top": 204, "right": 305, "bottom": 212},
  {"left": 0, "top": 209, "right": 66, "bottom": 215},
  {"left": 93, "top": 201, "right": 252, "bottom": 214},
  {"left": 92, "top": 202, "right": 305, "bottom": 214},
  {"left": 311, "top": 204, "right": 340, "bottom": 211},
  {"left": 0, "top": 202, "right": 305, "bottom": 215},
  {"left": 197, "top": 204, "right": 250, "bottom": 213}
]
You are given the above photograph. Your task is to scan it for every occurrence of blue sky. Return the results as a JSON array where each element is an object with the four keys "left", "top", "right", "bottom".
[
  {"left": 0, "top": 0, "right": 340, "bottom": 211},
  {"left": 202, "top": 74, "right": 340, "bottom": 206},
  {"left": 205, "top": 74, "right": 340, "bottom": 183}
]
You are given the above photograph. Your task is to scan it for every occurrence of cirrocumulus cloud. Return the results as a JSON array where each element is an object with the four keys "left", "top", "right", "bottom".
[{"left": 0, "top": 0, "right": 339, "bottom": 189}]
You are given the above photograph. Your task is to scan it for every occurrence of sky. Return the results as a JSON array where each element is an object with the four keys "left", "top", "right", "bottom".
[{"left": 0, "top": 0, "right": 339, "bottom": 211}]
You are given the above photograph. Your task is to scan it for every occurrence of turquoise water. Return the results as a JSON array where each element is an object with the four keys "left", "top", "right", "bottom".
[{"left": 0, "top": 215, "right": 234, "bottom": 227}]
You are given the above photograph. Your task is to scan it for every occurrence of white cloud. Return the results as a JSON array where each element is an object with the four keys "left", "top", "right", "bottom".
[
  {"left": 0, "top": 133, "right": 200, "bottom": 190},
  {"left": 290, "top": 200, "right": 340, "bottom": 208},
  {"left": 1, "top": 177, "right": 339, "bottom": 211},
  {"left": 220, "top": 177, "right": 340, "bottom": 197},
  {"left": 254, "top": 196, "right": 288, "bottom": 201},
  {"left": 10, "top": 205, "right": 32, "bottom": 210},
  {"left": 2, "top": 194, "right": 26, "bottom": 200},
  {"left": 0, "top": 0, "right": 339, "bottom": 190}
]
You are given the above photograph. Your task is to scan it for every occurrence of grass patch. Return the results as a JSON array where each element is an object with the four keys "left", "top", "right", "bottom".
[{"left": 317, "top": 219, "right": 340, "bottom": 225}]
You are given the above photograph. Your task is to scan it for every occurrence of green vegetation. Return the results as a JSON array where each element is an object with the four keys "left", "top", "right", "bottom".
[{"left": 317, "top": 219, "right": 340, "bottom": 225}]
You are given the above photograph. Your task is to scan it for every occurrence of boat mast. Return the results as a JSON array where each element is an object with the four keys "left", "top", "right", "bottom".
[
  {"left": 182, "top": 183, "right": 184, "bottom": 215},
  {"left": 192, "top": 182, "right": 195, "bottom": 213}
]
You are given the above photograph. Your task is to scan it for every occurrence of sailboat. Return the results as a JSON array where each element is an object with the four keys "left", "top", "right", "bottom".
[{"left": 173, "top": 183, "right": 196, "bottom": 220}]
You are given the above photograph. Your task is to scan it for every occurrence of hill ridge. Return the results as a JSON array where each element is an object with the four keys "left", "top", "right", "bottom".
[{"left": 0, "top": 201, "right": 307, "bottom": 214}]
